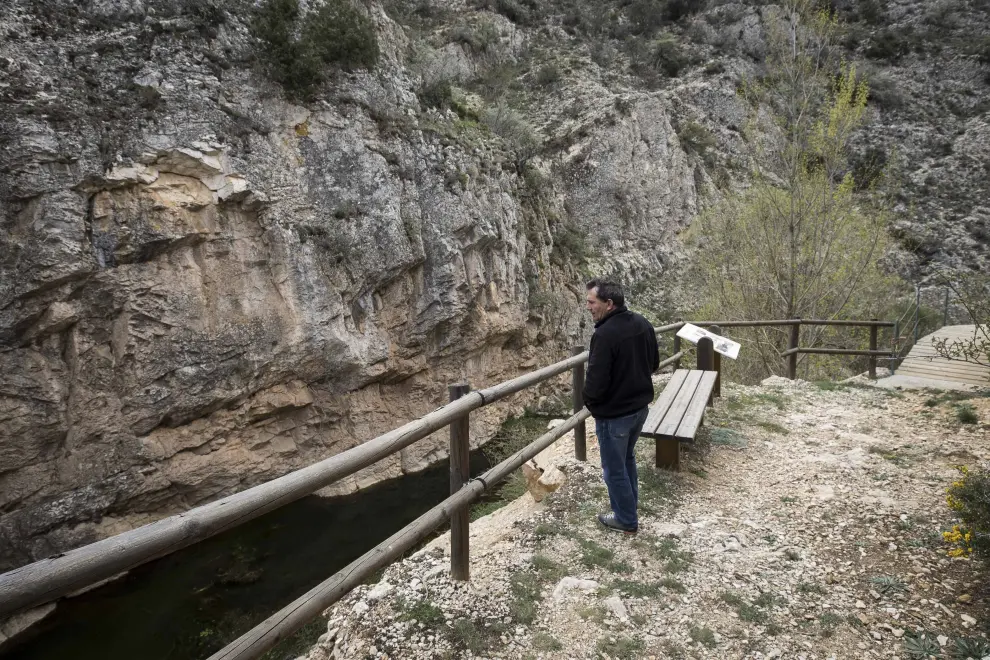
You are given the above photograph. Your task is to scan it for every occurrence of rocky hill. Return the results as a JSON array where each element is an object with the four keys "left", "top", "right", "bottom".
[{"left": 1, "top": 0, "right": 988, "bottom": 571}]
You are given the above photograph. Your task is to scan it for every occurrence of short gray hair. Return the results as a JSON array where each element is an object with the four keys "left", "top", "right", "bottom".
[{"left": 586, "top": 278, "right": 624, "bottom": 307}]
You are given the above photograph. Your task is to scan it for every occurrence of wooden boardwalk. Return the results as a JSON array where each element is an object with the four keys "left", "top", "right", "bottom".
[{"left": 896, "top": 325, "right": 990, "bottom": 386}]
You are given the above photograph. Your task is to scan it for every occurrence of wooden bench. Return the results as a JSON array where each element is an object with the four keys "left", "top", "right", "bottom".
[{"left": 640, "top": 369, "right": 718, "bottom": 470}]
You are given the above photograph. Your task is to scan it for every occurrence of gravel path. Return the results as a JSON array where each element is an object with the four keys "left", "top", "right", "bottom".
[{"left": 305, "top": 377, "right": 990, "bottom": 660}]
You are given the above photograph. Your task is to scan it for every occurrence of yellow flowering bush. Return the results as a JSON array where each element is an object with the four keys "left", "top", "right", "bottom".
[{"left": 944, "top": 465, "right": 990, "bottom": 557}]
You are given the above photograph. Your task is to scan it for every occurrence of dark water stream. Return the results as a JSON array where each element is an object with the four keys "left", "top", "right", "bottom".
[{"left": 0, "top": 448, "right": 504, "bottom": 660}]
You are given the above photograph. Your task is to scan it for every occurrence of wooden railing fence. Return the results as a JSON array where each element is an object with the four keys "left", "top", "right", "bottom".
[{"left": 0, "top": 317, "right": 895, "bottom": 660}]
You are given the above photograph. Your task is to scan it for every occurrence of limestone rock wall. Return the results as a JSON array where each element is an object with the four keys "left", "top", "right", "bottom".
[{"left": 0, "top": 0, "right": 708, "bottom": 570}]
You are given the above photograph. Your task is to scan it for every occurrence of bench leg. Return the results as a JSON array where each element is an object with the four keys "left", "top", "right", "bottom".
[{"left": 655, "top": 436, "right": 680, "bottom": 471}]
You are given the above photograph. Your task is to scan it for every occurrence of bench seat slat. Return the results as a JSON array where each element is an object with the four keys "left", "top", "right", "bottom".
[
  {"left": 642, "top": 370, "right": 689, "bottom": 437},
  {"left": 655, "top": 370, "right": 704, "bottom": 437},
  {"left": 674, "top": 371, "right": 717, "bottom": 439}
]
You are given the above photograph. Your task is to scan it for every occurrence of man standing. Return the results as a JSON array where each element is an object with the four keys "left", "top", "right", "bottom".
[{"left": 582, "top": 278, "right": 659, "bottom": 534}]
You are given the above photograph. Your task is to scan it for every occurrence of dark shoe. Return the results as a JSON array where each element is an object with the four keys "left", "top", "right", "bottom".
[{"left": 597, "top": 512, "right": 637, "bottom": 535}]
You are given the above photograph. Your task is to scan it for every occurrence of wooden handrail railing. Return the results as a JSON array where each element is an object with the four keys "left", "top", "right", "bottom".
[
  {"left": 0, "top": 314, "right": 895, "bottom": 660},
  {"left": 0, "top": 352, "right": 588, "bottom": 620},
  {"left": 209, "top": 409, "right": 592, "bottom": 660}
]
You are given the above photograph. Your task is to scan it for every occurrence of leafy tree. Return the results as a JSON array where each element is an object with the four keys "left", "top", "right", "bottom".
[{"left": 691, "top": 0, "right": 895, "bottom": 378}]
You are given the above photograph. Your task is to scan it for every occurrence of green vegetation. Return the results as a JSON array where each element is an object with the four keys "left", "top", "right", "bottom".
[
  {"left": 396, "top": 597, "right": 445, "bottom": 626},
  {"left": 690, "top": 0, "right": 895, "bottom": 384},
  {"left": 869, "top": 575, "right": 906, "bottom": 595},
  {"left": 532, "top": 631, "right": 562, "bottom": 651},
  {"left": 449, "top": 618, "right": 504, "bottom": 654},
  {"left": 757, "top": 421, "right": 789, "bottom": 435},
  {"left": 903, "top": 632, "right": 941, "bottom": 659},
  {"left": 507, "top": 554, "right": 567, "bottom": 623},
  {"left": 689, "top": 626, "right": 717, "bottom": 648},
  {"left": 956, "top": 403, "right": 979, "bottom": 425},
  {"left": 611, "top": 579, "right": 665, "bottom": 597},
  {"left": 595, "top": 635, "right": 645, "bottom": 659},
  {"left": 577, "top": 604, "right": 607, "bottom": 622},
  {"left": 252, "top": 0, "right": 378, "bottom": 100},
  {"left": 719, "top": 590, "right": 777, "bottom": 623},
  {"left": 576, "top": 538, "right": 633, "bottom": 573},
  {"left": 796, "top": 581, "right": 826, "bottom": 595},
  {"left": 471, "top": 414, "right": 551, "bottom": 521},
  {"left": 818, "top": 612, "right": 843, "bottom": 637}
]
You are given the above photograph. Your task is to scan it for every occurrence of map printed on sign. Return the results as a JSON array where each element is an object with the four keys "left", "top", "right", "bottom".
[{"left": 675, "top": 323, "right": 741, "bottom": 360}]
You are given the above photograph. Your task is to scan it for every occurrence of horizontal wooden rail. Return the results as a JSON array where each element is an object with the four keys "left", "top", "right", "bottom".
[
  {"left": 209, "top": 409, "right": 592, "bottom": 660},
  {"left": 0, "top": 314, "right": 896, "bottom": 622},
  {"left": 694, "top": 319, "right": 895, "bottom": 328},
  {"left": 655, "top": 321, "right": 686, "bottom": 333},
  {"left": 780, "top": 348, "right": 895, "bottom": 357},
  {"left": 0, "top": 352, "right": 588, "bottom": 620},
  {"left": 658, "top": 351, "right": 687, "bottom": 370}
]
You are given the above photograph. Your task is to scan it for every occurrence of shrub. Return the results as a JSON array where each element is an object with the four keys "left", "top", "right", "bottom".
[
  {"left": 944, "top": 466, "right": 990, "bottom": 557},
  {"left": 848, "top": 145, "right": 888, "bottom": 190},
  {"left": 652, "top": 35, "right": 691, "bottom": 77},
  {"left": 924, "top": 0, "right": 961, "bottom": 30},
  {"left": 451, "top": 18, "right": 501, "bottom": 53},
  {"left": 677, "top": 120, "right": 715, "bottom": 157},
  {"left": 477, "top": 0, "right": 538, "bottom": 25},
  {"left": 864, "top": 28, "right": 913, "bottom": 61},
  {"left": 535, "top": 64, "right": 562, "bottom": 87},
  {"left": 252, "top": 0, "right": 378, "bottom": 100},
  {"left": 968, "top": 36, "right": 990, "bottom": 64},
  {"left": 595, "top": 635, "right": 645, "bottom": 659},
  {"left": 857, "top": 0, "right": 884, "bottom": 24},
  {"left": 301, "top": 1, "right": 379, "bottom": 70},
  {"left": 550, "top": 222, "right": 590, "bottom": 266},
  {"left": 480, "top": 102, "right": 542, "bottom": 167},
  {"left": 664, "top": 0, "right": 707, "bottom": 23},
  {"left": 419, "top": 79, "right": 454, "bottom": 109},
  {"left": 396, "top": 598, "right": 445, "bottom": 626},
  {"left": 956, "top": 403, "right": 979, "bottom": 424},
  {"left": 627, "top": 0, "right": 667, "bottom": 36}
]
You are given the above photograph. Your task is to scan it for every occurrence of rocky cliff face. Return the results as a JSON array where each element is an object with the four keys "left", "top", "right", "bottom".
[
  {"left": 0, "top": 0, "right": 709, "bottom": 570},
  {"left": 2, "top": 0, "right": 988, "bottom": 573}
]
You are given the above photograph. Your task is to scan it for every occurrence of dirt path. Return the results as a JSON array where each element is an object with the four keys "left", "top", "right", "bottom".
[{"left": 306, "top": 377, "right": 990, "bottom": 660}]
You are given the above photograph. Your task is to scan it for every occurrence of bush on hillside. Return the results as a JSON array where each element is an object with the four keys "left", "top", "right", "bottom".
[
  {"left": 945, "top": 465, "right": 990, "bottom": 557},
  {"left": 864, "top": 28, "right": 914, "bottom": 61},
  {"left": 252, "top": 0, "right": 379, "bottom": 101},
  {"left": 480, "top": 102, "right": 542, "bottom": 168},
  {"left": 652, "top": 35, "right": 691, "bottom": 77},
  {"left": 627, "top": 0, "right": 668, "bottom": 36},
  {"left": 677, "top": 120, "right": 716, "bottom": 157}
]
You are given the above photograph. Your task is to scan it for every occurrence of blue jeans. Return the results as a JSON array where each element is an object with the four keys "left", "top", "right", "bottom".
[{"left": 595, "top": 407, "right": 649, "bottom": 529}]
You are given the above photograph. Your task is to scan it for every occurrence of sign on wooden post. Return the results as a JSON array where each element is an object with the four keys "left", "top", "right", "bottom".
[
  {"left": 676, "top": 323, "right": 741, "bottom": 359},
  {"left": 708, "top": 325, "right": 723, "bottom": 399}
]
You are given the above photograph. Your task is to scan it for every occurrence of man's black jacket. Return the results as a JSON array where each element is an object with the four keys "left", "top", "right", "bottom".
[{"left": 582, "top": 306, "right": 660, "bottom": 419}]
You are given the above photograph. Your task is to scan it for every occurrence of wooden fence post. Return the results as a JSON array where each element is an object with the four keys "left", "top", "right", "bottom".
[
  {"left": 708, "top": 325, "right": 722, "bottom": 399},
  {"left": 698, "top": 337, "right": 714, "bottom": 407},
  {"left": 787, "top": 322, "right": 800, "bottom": 380},
  {"left": 571, "top": 345, "right": 586, "bottom": 462},
  {"left": 868, "top": 319, "right": 878, "bottom": 379},
  {"left": 448, "top": 384, "right": 471, "bottom": 581},
  {"left": 672, "top": 319, "right": 682, "bottom": 371},
  {"left": 891, "top": 320, "right": 900, "bottom": 375}
]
